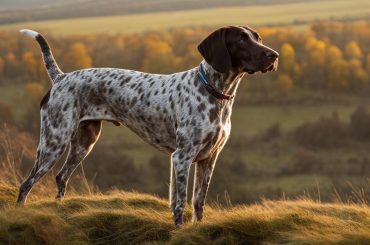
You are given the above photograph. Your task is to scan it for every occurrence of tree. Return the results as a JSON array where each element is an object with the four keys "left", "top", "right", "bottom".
[
  {"left": 280, "top": 43, "right": 301, "bottom": 81},
  {"left": 62, "top": 42, "right": 92, "bottom": 71},
  {"left": 4, "top": 52, "right": 18, "bottom": 77},
  {"left": 345, "top": 41, "right": 362, "bottom": 60},
  {"left": 326, "top": 45, "right": 343, "bottom": 64},
  {"left": 327, "top": 59, "right": 349, "bottom": 90},
  {"left": 22, "top": 51, "right": 37, "bottom": 79},
  {"left": 277, "top": 74, "right": 293, "bottom": 95},
  {"left": 348, "top": 59, "right": 368, "bottom": 89},
  {"left": 305, "top": 37, "right": 327, "bottom": 67},
  {"left": 303, "top": 37, "right": 328, "bottom": 88},
  {"left": 142, "top": 37, "right": 177, "bottom": 73}
]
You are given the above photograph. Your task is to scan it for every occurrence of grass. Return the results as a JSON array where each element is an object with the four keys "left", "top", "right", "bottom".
[
  {"left": 0, "top": 182, "right": 369, "bottom": 244},
  {"left": 0, "top": 0, "right": 369, "bottom": 34}
]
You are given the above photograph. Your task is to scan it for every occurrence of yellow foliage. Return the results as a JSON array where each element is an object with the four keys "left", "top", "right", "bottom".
[
  {"left": 280, "top": 43, "right": 295, "bottom": 70},
  {"left": 327, "top": 59, "right": 349, "bottom": 90},
  {"left": 345, "top": 41, "right": 362, "bottom": 60},
  {"left": 5, "top": 52, "right": 16, "bottom": 63},
  {"left": 327, "top": 45, "right": 343, "bottom": 64},
  {"left": 22, "top": 51, "right": 37, "bottom": 78},
  {"left": 142, "top": 37, "right": 176, "bottom": 73},
  {"left": 277, "top": 74, "right": 294, "bottom": 94},
  {"left": 63, "top": 42, "right": 92, "bottom": 71},
  {"left": 305, "top": 37, "right": 327, "bottom": 66},
  {"left": 349, "top": 58, "right": 368, "bottom": 87},
  {"left": 279, "top": 43, "right": 301, "bottom": 81}
]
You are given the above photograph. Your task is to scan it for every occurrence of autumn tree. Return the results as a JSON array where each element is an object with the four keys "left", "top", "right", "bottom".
[
  {"left": 326, "top": 45, "right": 343, "bottom": 64},
  {"left": 276, "top": 74, "right": 293, "bottom": 95},
  {"left": 327, "top": 59, "right": 349, "bottom": 90},
  {"left": 348, "top": 59, "right": 368, "bottom": 89},
  {"left": 22, "top": 51, "right": 38, "bottom": 79},
  {"left": 345, "top": 41, "right": 362, "bottom": 60},
  {"left": 279, "top": 43, "right": 301, "bottom": 82},
  {"left": 4, "top": 52, "right": 18, "bottom": 78},
  {"left": 304, "top": 37, "right": 328, "bottom": 87},
  {"left": 142, "top": 37, "right": 178, "bottom": 73},
  {"left": 62, "top": 42, "right": 92, "bottom": 71}
]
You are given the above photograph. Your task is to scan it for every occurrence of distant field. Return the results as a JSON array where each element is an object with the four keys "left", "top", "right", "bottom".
[
  {"left": 0, "top": 0, "right": 369, "bottom": 34},
  {"left": 93, "top": 103, "right": 357, "bottom": 166}
]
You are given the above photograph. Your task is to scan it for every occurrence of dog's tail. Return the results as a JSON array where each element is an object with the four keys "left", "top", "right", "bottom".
[{"left": 20, "top": 29, "right": 63, "bottom": 83}]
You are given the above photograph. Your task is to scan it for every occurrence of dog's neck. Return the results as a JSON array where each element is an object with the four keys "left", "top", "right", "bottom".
[{"left": 200, "top": 60, "right": 245, "bottom": 101}]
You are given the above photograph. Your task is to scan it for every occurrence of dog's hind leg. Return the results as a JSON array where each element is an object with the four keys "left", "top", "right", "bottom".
[
  {"left": 16, "top": 110, "right": 77, "bottom": 205},
  {"left": 17, "top": 136, "right": 69, "bottom": 205},
  {"left": 55, "top": 120, "right": 102, "bottom": 200}
]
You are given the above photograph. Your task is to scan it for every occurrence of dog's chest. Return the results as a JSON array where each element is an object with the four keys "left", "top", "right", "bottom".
[{"left": 194, "top": 103, "right": 233, "bottom": 161}]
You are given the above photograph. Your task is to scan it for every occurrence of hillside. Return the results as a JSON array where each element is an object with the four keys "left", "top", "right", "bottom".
[
  {"left": 1, "top": 0, "right": 369, "bottom": 34},
  {"left": 0, "top": 0, "right": 311, "bottom": 24},
  {"left": 0, "top": 182, "right": 369, "bottom": 244}
]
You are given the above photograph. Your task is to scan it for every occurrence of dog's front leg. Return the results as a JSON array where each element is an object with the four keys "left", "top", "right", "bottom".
[
  {"left": 192, "top": 151, "right": 220, "bottom": 222},
  {"left": 171, "top": 149, "right": 192, "bottom": 228}
]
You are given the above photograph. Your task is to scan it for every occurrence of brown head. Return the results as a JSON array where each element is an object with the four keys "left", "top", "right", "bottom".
[{"left": 198, "top": 25, "right": 279, "bottom": 74}]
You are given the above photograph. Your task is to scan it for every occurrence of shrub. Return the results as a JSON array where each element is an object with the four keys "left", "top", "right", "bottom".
[
  {"left": 281, "top": 149, "right": 323, "bottom": 175},
  {"left": 350, "top": 105, "right": 370, "bottom": 140},
  {"left": 292, "top": 112, "right": 348, "bottom": 148}
]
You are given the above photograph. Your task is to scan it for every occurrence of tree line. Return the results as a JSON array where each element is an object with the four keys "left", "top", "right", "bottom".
[
  {"left": 1, "top": 20, "right": 370, "bottom": 130},
  {"left": 0, "top": 20, "right": 369, "bottom": 91}
]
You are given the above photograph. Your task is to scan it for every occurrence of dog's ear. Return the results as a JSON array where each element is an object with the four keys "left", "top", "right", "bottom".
[{"left": 197, "top": 27, "right": 232, "bottom": 73}]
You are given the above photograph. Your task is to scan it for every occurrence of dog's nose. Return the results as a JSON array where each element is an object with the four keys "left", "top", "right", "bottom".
[{"left": 265, "top": 50, "right": 279, "bottom": 60}]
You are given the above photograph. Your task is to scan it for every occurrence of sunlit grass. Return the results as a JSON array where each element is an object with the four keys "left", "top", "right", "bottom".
[
  {"left": 0, "top": 182, "right": 369, "bottom": 244},
  {"left": 0, "top": 118, "right": 369, "bottom": 244}
]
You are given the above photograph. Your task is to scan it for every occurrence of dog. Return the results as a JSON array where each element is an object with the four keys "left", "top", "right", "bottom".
[{"left": 17, "top": 26, "right": 278, "bottom": 227}]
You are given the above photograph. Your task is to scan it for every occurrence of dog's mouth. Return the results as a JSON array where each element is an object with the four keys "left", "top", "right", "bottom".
[{"left": 246, "top": 59, "right": 278, "bottom": 74}]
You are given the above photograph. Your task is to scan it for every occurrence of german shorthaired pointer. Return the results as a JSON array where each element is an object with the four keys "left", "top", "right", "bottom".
[{"left": 17, "top": 26, "right": 278, "bottom": 227}]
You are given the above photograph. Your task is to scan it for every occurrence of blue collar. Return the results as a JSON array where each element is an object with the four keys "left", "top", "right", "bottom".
[{"left": 197, "top": 65, "right": 234, "bottom": 101}]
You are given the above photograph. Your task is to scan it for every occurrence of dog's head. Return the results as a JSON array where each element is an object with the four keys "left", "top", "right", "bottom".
[{"left": 198, "top": 26, "right": 279, "bottom": 74}]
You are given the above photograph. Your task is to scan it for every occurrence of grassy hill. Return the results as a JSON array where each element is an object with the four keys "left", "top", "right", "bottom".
[
  {"left": 0, "top": 182, "right": 369, "bottom": 244},
  {"left": 1, "top": 0, "right": 369, "bottom": 34}
]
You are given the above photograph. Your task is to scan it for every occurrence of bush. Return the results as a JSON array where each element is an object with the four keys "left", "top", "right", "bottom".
[
  {"left": 350, "top": 105, "right": 370, "bottom": 140},
  {"left": 281, "top": 149, "right": 323, "bottom": 175},
  {"left": 292, "top": 112, "right": 348, "bottom": 148},
  {"left": 259, "top": 123, "right": 282, "bottom": 142}
]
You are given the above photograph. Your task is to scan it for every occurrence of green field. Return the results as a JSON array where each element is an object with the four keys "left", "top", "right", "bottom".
[{"left": 0, "top": 0, "right": 369, "bottom": 34}]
